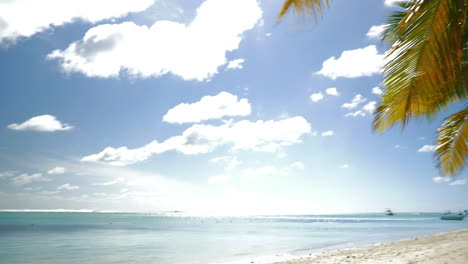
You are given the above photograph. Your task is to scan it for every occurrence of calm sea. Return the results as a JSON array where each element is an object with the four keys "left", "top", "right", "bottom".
[{"left": 1, "top": 212, "right": 467, "bottom": 264}]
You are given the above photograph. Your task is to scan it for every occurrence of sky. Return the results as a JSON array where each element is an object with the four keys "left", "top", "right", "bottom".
[{"left": 0, "top": 0, "right": 466, "bottom": 215}]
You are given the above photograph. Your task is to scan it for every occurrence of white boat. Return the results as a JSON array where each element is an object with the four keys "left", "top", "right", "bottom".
[{"left": 385, "top": 209, "right": 394, "bottom": 216}]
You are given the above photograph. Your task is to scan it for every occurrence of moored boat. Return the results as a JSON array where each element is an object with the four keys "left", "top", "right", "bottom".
[{"left": 440, "top": 212, "right": 465, "bottom": 220}]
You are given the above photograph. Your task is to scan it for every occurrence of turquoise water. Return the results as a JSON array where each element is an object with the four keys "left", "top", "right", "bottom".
[{"left": 1, "top": 212, "right": 467, "bottom": 264}]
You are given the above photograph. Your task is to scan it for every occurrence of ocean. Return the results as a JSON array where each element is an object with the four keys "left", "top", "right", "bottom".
[{"left": 1, "top": 212, "right": 467, "bottom": 264}]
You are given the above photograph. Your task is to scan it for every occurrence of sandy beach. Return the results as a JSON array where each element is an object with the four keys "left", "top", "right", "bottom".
[{"left": 275, "top": 228, "right": 468, "bottom": 264}]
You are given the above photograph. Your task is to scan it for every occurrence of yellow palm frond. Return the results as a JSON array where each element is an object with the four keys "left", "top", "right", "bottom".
[
  {"left": 278, "top": 0, "right": 330, "bottom": 20},
  {"left": 373, "top": 0, "right": 468, "bottom": 132},
  {"left": 436, "top": 107, "right": 468, "bottom": 176}
]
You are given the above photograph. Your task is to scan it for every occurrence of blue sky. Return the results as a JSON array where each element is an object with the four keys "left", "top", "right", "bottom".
[{"left": 0, "top": 0, "right": 466, "bottom": 214}]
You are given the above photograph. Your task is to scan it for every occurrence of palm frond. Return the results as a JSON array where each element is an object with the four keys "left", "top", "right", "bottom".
[
  {"left": 436, "top": 107, "right": 468, "bottom": 176},
  {"left": 278, "top": 0, "right": 330, "bottom": 20},
  {"left": 373, "top": 0, "right": 468, "bottom": 132}
]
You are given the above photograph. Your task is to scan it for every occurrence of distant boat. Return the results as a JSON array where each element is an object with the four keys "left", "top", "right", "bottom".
[
  {"left": 385, "top": 209, "right": 394, "bottom": 216},
  {"left": 440, "top": 211, "right": 465, "bottom": 220}
]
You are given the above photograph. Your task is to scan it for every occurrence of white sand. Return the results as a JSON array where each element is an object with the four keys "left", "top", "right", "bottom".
[{"left": 275, "top": 229, "right": 468, "bottom": 264}]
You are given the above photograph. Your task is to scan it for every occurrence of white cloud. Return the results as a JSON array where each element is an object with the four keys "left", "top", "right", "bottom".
[
  {"left": 242, "top": 166, "right": 276, "bottom": 178},
  {"left": 291, "top": 162, "right": 305, "bottom": 170},
  {"left": 226, "top": 59, "right": 245, "bottom": 70},
  {"left": 11, "top": 173, "right": 50, "bottom": 186},
  {"left": 82, "top": 116, "right": 311, "bottom": 166},
  {"left": 163, "top": 92, "right": 251, "bottom": 124},
  {"left": 92, "top": 177, "right": 125, "bottom": 186},
  {"left": 342, "top": 94, "right": 366, "bottom": 109},
  {"left": 276, "top": 151, "right": 287, "bottom": 159},
  {"left": 372, "top": 87, "right": 383, "bottom": 95},
  {"left": 325, "top": 87, "right": 339, "bottom": 96},
  {"left": 310, "top": 92, "right": 324, "bottom": 103},
  {"left": 433, "top": 176, "right": 450, "bottom": 183},
  {"left": 418, "top": 145, "right": 436, "bottom": 153},
  {"left": 48, "top": 0, "right": 262, "bottom": 81},
  {"left": 8, "top": 115, "right": 73, "bottom": 132},
  {"left": 48, "top": 167, "right": 66, "bottom": 175},
  {"left": 344, "top": 98, "right": 376, "bottom": 117},
  {"left": 57, "top": 183, "right": 80, "bottom": 191},
  {"left": 340, "top": 164, "right": 349, "bottom": 169},
  {"left": 345, "top": 110, "right": 366, "bottom": 117},
  {"left": 83, "top": 118, "right": 311, "bottom": 166},
  {"left": 433, "top": 177, "right": 468, "bottom": 186},
  {"left": 384, "top": 0, "right": 403, "bottom": 7},
  {"left": 210, "top": 156, "right": 242, "bottom": 171},
  {"left": 265, "top": 32, "right": 272, "bottom": 37},
  {"left": 207, "top": 175, "right": 230, "bottom": 184},
  {"left": 0, "top": 0, "right": 155, "bottom": 43},
  {"left": 449, "top": 179, "right": 467, "bottom": 186},
  {"left": 366, "top": 24, "right": 387, "bottom": 38},
  {"left": 321, "top": 130, "right": 334, "bottom": 136},
  {"left": 316, "top": 45, "right": 384, "bottom": 80},
  {"left": 0, "top": 171, "right": 15, "bottom": 178},
  {"left": 363, "top": 101, "right": 377, "bottom": 114}
]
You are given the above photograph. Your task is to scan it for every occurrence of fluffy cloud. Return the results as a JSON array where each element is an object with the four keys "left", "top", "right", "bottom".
[
  {"left": 366, "top": 25, "right": 387, "bottom": 38},
  {"left": 57, "top": 183, "right": 80, "bottom": 191},
  {"left": 340, "top": 164, "right": 349, "bottom": 169},
  {"left": 207, "top": 175, "right": 230, "bottom": 184},
  {"left": 316, "top": 45, "right": 384, "bottom": 79},
  {"left": 344, "top": 97, "right": 376, "bottom": 117},
  {"left": 325, "top": 87, "right": 339, "bottom": 96},
  {"left": 48, "top": 0, "right": 262, "bottom": 81},
  {"left": 0, "top": 0, "right": 155, "bottom": 43},
  {"left": 210, "top": 156, "right": 242, "bottom": 171},
  {"left": 163, "top": 92, "right": 251, "bottom": 124},
  {"left": 384, "top": 0, "right": 403, "bottom": 6},
  {"left": 321, "top": 130, "right": 334, "bottom": 136},
  {"left": 226, "top": 59, "right": 245, "bottom": 70},
  {"left": 92, "top": 177, "right": 125, "bottom": 186},
  {"left": 372, "top": 87, "right": 383, "bottom": 95},
  {"left": 310, "top": 92, "right": 324, "bottom": 103},
  {"left": 0, "top": 171, "right": 15, "bottom": 178},
  {"left": 242, "top": 166, "right": 276, "bottom": 178},
  {"left": 433, "top": 176, "right": 451, "bottom": 183},
  {"left": 48, "top": 167, "right": 66, "bottom": 175},
  {"left": 82, "top": 116, "right": 311, "bottom": 166},
  {"left": 418, "top": 145, "right": 436, "bottom": 153},
  {"left": 342, "top": 94, "right": 366, "bottom": 109},
  {"left": 8, "top": 115, "right": 73, "bottom": 132},
  {"left": 449, "top": 179, "right": 467, "bottom": 186},
  {"left": 291, "top": 162, "right": 305, "bottom": 170},
  {"left": 362, "top": 101, "right": 377, "bottom": 114},
  {"left": 11, "top": 173, "right": 50, "bottom": 186},
  {"left": 345, "top": 110, "right": 366, "bottom": 117}
]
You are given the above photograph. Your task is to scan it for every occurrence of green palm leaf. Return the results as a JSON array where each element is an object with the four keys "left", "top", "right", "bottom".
[
  {"left": 436, "top": 107, "right": 468, "bottom": 175},
  {"left": 278, "top": 0, "right": 330, "bottom": 20},
  {"left": 373, "top": 0, "right": 468, "bottom": 132}
]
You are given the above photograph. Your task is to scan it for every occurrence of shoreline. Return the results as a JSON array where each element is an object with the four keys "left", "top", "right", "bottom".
[{"left": 273, "top": 228, "right": 468, "bottom": 264}]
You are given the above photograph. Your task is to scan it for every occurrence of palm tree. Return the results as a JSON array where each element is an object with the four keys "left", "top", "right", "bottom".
[
  {"left": 278, "top": 0, "right": 330, "bottom": 20},
  {"left": 279, "top": 0, "right": 468, "bottom": 177}
]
